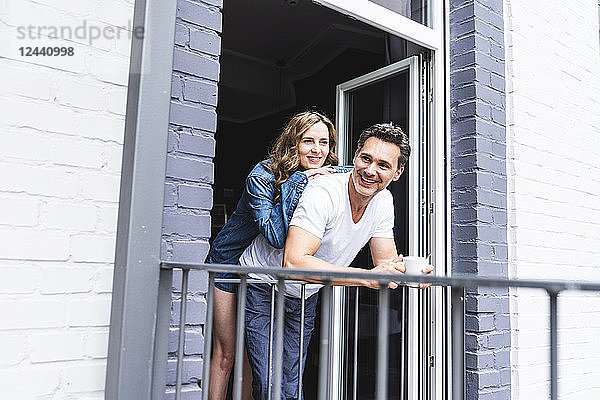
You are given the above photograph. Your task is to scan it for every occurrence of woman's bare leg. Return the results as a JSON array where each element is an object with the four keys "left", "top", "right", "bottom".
[{"left": 208, "top": 287, "right": 253, "bottom": 400}]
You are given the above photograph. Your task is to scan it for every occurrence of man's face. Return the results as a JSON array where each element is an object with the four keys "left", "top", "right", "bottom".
[{"left": 351, "top": 137, "right": 404, "bottom": 198}]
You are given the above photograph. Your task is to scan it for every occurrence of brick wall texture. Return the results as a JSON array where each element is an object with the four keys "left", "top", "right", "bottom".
[
  {"left": 449, "top": 0, "right": 510, "bottom": 399},
  {"left": 504, "top": 0, "right": 600, "bottom": 398},
  {"left": 0, "top": 0, "right": 133, "bottom": 398},
  {"left": 162, "top": 0, "right": 222, "bottom": 397}
]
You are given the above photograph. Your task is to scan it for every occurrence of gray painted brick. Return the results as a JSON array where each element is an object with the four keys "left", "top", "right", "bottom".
[
  {"left": 452, "top": 85, "right": 477, "bottom": 101},
  {"left": 451, "top": 3, "right": 475, "bottom": 25},
  {"left": 476, "top": 370, "right": 501, "bottom": 389},
  {"left": 179, "top": 184, "right": 213, "bottom": 209},
  {"left": 178, "top": 0, "right": 222, "bottom": 32},
  {"left": 452, "top": 51, "right": 477, "bottom": 69},
  {"left": 175, "top": 23, "right": 189, "bottom": 46},
  {"left": 453, "top": 225, "right": 478, "bottom": 241},
  {"left": 166, "top": 155, "right": 214, "bottom": 183},
  {"left": 168, "top": 328, "right": 204, "bottom": 355},
  {"left": 452, "top": 69, "right": 477, "bottom": 86},
  {"left": 201, "top": 0, "right": 223, "bottom": 7},
  {"left": 485, "top": 332, "right": 510, "bottom": 350},
  {"left": 185, "top": 330, "right": 205, "bottom": 355},
  {"left": 171, "top": 297, "right": 207, "bottom": 325},
  {"left": 171, "top": 75, "right": 183, "bottom": 99},
  {"left": 453, "top": 208, "right": 478, "bottom": 224},
  {"left": 478, "top": 224, "right": 506, "bottom": 243},
  {"left": 167, "top": 129, "right": 178, "bottom": 152},
  {"left": 183, "top": 79, "right": 218, "bottom": 106},
  {"left": 477, "top": 188, "right": 506, "bottom": 208},
  {"left": 173, "top": 269, "right": 209, "bottom": 293},
  {"left": 491, "top": 210, "right": 507, "bottom": 225},
  {"left": 454, "top": 19, "right": 476, "bottom": 38},
  {"left": 466, "top": 351, "right": 495, "bottom": 369},
  {"left": 179, "top": 132, "right": 216, "bottom": 157},
  {"left": 452, "top": 118, "right": 477, "bottom": 136},
  {"left": 165, "top": 387, "right": 202, "bottom": 400},
  {"left": 166, "top": 358, "right": 203, "bottom": 385},
  {"left": 171, "top": 241, "right": 210, "bottom": 263},
  {"left": 495, "top": 351, "right": 510, "bottom": 368},
  {"left": 173, "top": 48, "right": 219, "bottom": 81},
  {"left": 453, "top": 171, "right": 478, "bottom": 189},
  {"left": 162, "top": 213, "right": 210, "bottom": 237},
  {"left": 474, "top": 2, "right": 504, "bottom": 34},
  {"left": 170, "top": 101, "right": 217, "bottom": 131},
  {"left": 164, "top": 183, "right": 177, "bottom": 207},
  {"left": 189, "top": 29, "right": 221, "bottom": 56}
]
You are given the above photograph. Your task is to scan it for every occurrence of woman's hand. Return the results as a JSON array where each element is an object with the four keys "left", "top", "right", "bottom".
[{"left": 303, "top": 166, "right": 336, "bottom": 180}]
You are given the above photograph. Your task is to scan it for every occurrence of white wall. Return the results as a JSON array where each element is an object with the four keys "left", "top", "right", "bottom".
[
  {"left": 504, "top": 0, "right": 600, "bottom": 399},
  {"left": 0, "top": 1, "right": 133, "bottom": 398}
]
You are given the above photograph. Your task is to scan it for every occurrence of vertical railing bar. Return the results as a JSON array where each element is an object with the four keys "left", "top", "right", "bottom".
[
  {"left": 175, "top": 268, "right": 190, "bottom": 400},
  {"left": 201, "top": 272, "right": 215, "bottom": 400},
  {"left": 400, "top": 288, "right": 406, "bottom": 400},
  {"left": 549, "top": 290, "right": 559, "bottom": 400},
  {"left": 297, "top": 284, "right": 306, "bottom": 400},
  {"left": 451, "top": 287, "right": 465, "bottom": 400},
  {"left": 232, "top": 275, "right": 248, "bottom": 400},
  {"left": 272, "top": 279, "right": 286, "bottom": 400},
  {"left": 318, "top": 281, "right": 332, "bottom": 400},
  {"left": 376, "top": 285, "right": 390, "bottom": 400},
  {"left": 352, "top": 287, "right": 359, "bottom": 400},
  {"left": 267, "top": 284, "right": 276, "bottom": 400}
]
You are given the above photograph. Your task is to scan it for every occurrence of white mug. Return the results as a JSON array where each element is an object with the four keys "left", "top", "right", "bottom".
[{"left": 403, "top": 256, "right": 429, "bottom": 287}]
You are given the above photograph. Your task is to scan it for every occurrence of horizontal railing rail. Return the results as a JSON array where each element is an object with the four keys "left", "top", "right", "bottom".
[{"left": 160, "top": 261, "right": 600, "bottom": 400}]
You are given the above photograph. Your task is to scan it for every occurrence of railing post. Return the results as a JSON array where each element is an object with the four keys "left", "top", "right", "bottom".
[
  {"left": 233, "top": 275, "right": 248, "bottom": 400},
  {"left": 151, "top": 268, "right": 173, "bottom": 400},
  {"left": 548, "top": 289, "right": 559, "bottom": 400},
  {"left": 376, "top": 285, "right": 390, "bottom": 400},
  {"left": 451, "top": 286, "right": 464, "bottom": 400},
  {"left": 272, "top": 278, "right": 286, "bottom": 400},
  {"left": 298, "top": 284, "right": 307, "bottom": 400},
  {"left": 318, "top": 281, "right": 333, "bottom": 400},
  {"left": 175, "top": 269, "right": 190, "bottom": 400},
  {"left": 201, "top": 272, "right": 215, "bottom": 400}
]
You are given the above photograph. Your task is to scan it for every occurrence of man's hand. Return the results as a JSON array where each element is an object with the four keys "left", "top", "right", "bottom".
[
  {"left": 417, "top": 264, "right": 435, "bottom": 289},
  {"left": 366, "top": 255, "right": 405, "bottom": 289}
]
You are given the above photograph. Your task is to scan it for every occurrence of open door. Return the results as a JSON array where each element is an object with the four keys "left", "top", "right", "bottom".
[{"left": 329, "top": 55, "right": 433, "bottom": 400}]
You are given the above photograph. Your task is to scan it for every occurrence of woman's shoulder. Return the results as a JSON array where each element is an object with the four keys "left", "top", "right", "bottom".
[{"left": 247, "top": 159, "right": 275, "bottom": 180}]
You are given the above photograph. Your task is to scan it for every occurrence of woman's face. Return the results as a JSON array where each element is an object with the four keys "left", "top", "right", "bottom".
[{"left": 297, "top": 121, "right": 331, "bottom": 170}]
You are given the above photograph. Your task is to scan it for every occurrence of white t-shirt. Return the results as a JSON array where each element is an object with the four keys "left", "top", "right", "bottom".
[{"left": 238, "top": 172, "right": 395, "bottom": 298}]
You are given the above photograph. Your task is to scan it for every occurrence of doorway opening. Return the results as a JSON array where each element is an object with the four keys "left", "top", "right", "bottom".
[{"left": 211, "top": 1, "right": 430, "bottom": 398}]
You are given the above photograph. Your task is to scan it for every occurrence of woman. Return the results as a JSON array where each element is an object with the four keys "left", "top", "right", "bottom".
[{"left": 207, "top": 110, "right": 347, "bottom": 399}]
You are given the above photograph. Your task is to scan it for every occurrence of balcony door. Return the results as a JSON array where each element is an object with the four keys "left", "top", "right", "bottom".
[{"left": 329, "top": 55, "right": 433, "bottom": 400}]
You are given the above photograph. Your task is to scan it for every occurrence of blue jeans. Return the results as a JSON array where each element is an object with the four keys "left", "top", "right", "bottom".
[{"left": 244, "top": 283, "right": 318, "bottom": 400}]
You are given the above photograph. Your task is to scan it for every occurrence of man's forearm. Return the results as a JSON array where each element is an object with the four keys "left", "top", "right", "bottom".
[{"left": 283, "top": 253, "right": 373, "bottom": 287}]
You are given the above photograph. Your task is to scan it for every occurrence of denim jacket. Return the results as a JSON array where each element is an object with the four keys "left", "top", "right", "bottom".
[{"left": 207, "top": 161, "right": 352, "bottom": 265}]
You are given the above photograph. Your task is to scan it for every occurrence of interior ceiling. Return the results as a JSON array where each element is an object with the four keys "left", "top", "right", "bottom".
[{"left": 219, "top": 0, "right": 385, "bottom": 123}]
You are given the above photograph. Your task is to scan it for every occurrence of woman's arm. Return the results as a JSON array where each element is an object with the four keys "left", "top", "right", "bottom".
[{"left": 246, "top": 171, "right": 308, "bottom": 249}]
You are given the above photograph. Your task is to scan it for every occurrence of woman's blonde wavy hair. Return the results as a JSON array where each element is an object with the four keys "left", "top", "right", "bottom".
[{"left": 267, "top": 110, "right": 339, "bottom": 199}]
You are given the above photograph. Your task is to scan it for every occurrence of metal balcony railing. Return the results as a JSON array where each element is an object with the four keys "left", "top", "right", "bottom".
[{"left": 160, "top": 261, "right": 600, "bottom": 400}]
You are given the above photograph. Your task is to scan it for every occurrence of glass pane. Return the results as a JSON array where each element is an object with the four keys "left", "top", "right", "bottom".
[
  {"left": 369, "top": 0, "right": 429, "bottom": 26},
  {"left": 343, "top": 70, "right": 412, "bottom": 400}
]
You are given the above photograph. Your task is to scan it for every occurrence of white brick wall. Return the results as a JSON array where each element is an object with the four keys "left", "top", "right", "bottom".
[
  {"left": 0, "top": 0, "right": 133, "bottom": 398},
  {"left": 504, "top": 0, "right": 600, "bottom": 398}
]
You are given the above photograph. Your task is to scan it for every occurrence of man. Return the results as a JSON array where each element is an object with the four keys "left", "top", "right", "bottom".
[{"left": 239, "top": 123, "right": 432, "bottom": 399}]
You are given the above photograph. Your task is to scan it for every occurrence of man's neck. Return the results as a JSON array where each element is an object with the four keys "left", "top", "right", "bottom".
[{"left": 347, "top": 175, "right": 373, "bottom": 223}]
